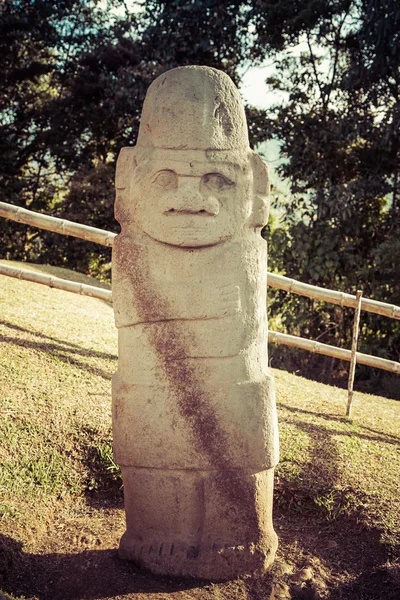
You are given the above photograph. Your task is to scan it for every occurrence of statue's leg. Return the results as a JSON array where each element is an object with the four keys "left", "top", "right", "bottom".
[{"left": 119, "top": 466, "right": 277, "bottom": 580}]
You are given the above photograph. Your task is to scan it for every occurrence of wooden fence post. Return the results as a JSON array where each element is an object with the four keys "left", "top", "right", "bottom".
[{"left": 347, "top": 290, "right": 363, "bottom": 417}]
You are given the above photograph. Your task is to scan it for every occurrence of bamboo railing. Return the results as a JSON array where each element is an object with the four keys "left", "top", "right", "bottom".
[
  {"left": 0, "top": 263, "right": 112, "bottom": 302},
  {"left": 1, "top": 201, "right": 398, "bottom": 320},
  {"left": 1, "top": 263, "right": 399, "bottom": 376},
  {"left": 1, "top": 201, "right": 399, "bottom": 381},
  {"left": 0, "top": 201, "right": 116, "bottom": 247},
  {"left": 267, "top": 273, "right": 400, "bottom": 320},
  {"left": 268, "top": 331, "right": 400, "bottom": 375}
]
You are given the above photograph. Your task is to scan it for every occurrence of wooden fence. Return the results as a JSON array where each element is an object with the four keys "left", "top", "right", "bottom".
[
  {"left": 1, "top": 201, "right": 399, "bottom": 414},
  {"left": 2, "top": 201, "right": 398, "bottom": 319},
  {"left": 0, "top": 262, "right": 112, "bottom": 302}
]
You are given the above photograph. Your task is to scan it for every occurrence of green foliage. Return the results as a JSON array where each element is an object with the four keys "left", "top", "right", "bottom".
[
  {"left": 0, "top": 0, "right": 254, "bottom": 271},
  {"left": 86, "top": 439, "right": 122, "bottom": 493},
  {"left": 259, "top": 0, "right": 400, "bottom": 388},
  {"left": 0, "top": 0, "right": 123, "bottom": 268},
  {"left": 313, "top": 486, "right": 361, "bottom": 522}
]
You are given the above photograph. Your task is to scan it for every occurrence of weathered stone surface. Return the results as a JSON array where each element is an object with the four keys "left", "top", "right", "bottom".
[{"left": 112, "top": 65, "right": 279, "bottom": 580}]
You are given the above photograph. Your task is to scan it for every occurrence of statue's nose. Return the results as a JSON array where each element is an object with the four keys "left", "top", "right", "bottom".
[{"left": 164, "top": 178, "right": 219, "bottom": 216}]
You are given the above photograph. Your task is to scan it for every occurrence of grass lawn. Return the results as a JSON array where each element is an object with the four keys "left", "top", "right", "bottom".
[{"left": 0, "top": 260, "right": 399, "bottom": 600}]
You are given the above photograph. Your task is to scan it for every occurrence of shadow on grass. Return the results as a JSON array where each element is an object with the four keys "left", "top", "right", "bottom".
[
  {"left": 278, "top": 402, "right": 400, "bottom": 446},
  {"left": 1, "top": 335, "right": 115, "bottom": 381},
  {"left": 0, "top": 535, "right": 276, "bottom": 600},
  {"left": 1, "top": 319, "right": 117, "bottom": 361},
  {"left": 0, "top": 319, "right": 117, "bottom": 359},
  {"left": 1, "top": 320, "right": 112, "bottom": 355},
  {"left": 275, "top": 409, "right": 342, "bottom": 521}
]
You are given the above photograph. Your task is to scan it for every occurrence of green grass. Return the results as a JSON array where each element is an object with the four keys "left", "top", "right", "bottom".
[
  {"left": 0, "top": 259, "right": 399, "bottom": 600},
  {"left": 0, "top": 261, "right": 120, "bottom": 517},
  {"left": 274, "top": 369, "right": 400, "bottom": 548}
]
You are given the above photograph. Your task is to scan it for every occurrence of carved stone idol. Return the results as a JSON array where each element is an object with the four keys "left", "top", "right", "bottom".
[{"left": 112, "top": 65, "right": 279, "bottom": 580}]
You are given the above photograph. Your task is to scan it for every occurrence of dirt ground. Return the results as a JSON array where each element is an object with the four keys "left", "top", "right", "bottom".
[{"left": 1, "top": 491, "right": 399, "bottom": 600}]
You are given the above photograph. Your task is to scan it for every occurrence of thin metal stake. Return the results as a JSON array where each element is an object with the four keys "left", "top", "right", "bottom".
[{"left": 347, "top": 290, "right": 363, "bottom": 417}]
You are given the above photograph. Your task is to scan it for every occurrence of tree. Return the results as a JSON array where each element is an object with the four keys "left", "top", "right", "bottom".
[
  {"left": 0, "top": 0, "right": 130, "bottom": 269},
  {"left": 250, "top": 0, "right": 400, "bottom": 388}
]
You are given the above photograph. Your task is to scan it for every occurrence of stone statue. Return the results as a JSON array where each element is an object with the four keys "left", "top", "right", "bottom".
[{"left": 112, "top": 65, "right": 279, "bottom": 581}]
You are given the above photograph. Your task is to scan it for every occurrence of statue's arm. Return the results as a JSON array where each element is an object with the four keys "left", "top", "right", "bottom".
[
  {"left": 161, "top": 281, "right": 241, "bottom": 320},
  {"left": 113, "top": 275, "right": 241, "bottom": 326}
]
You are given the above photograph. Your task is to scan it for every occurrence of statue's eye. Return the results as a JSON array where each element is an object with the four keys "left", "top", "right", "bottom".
[
  {"left": 203, "top": 173, "right": 234, "bottom": 191},
  {"left": 152, "top": 170, "right": 177, "bottom": 188}
]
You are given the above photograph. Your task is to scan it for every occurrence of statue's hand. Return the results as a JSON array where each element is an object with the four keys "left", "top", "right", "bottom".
[{"left": 213, "top": 283, "right": 241, "bottom": 317}]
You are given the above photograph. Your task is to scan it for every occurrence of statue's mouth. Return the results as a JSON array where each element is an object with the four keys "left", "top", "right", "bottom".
[{"left": 164, "top": 208, "right": 217, "bottom": 217}]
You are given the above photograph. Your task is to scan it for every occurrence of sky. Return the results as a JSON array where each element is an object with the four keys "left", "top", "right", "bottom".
[
  {"left": 239, "top": 62, "right": 280, "bottom": 108},
  {"left": 238, "top": 62, "right": 289, "bottom": 192}
]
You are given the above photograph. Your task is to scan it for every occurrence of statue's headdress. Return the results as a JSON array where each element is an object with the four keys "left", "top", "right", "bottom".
[{"left": 136, "top": 66, "right": 249, "bottom": 151}]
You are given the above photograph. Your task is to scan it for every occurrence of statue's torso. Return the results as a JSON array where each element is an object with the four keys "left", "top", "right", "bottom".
[{"left": 112, "top": 230, "right": 278, "bottom": 470}]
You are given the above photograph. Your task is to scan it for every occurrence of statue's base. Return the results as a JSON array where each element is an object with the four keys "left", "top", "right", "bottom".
[
  {"left": 118, "top": 466, "right": 278, "bottom": 581},
  {"left": 119, "top": 533, "right": 277, "bottom": 581}
]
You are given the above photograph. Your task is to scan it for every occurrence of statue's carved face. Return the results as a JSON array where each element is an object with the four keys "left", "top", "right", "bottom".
[{"left": 132, "top": 150, "right": 253, "bottom": 247}]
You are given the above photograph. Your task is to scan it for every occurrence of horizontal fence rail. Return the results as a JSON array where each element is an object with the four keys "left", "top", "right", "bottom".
[
  {"left": 0, "top": 201, "right": 116, "bottom": 247},
  {"left": 267, "top": 273, "right": 400, "bottom": 320},
  {"left": 0, "top": 263, "right": 112, "bottom": 302},
  {"left": 1, "top": 263, "right": 399, "bottom": 375},
  {"left": 268, "top": 331, "right": 400, "bottom": 375},
  {"left": 1, "top": 201, "right": 399, "bottom": 320}
]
